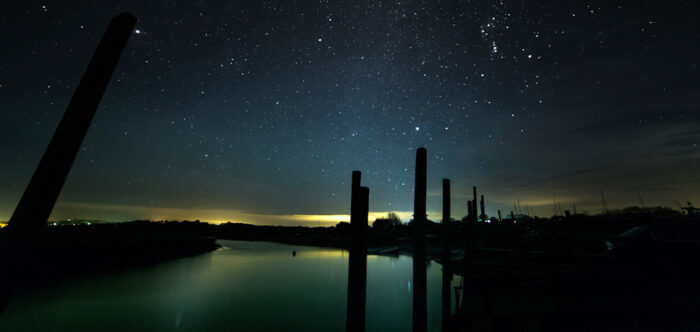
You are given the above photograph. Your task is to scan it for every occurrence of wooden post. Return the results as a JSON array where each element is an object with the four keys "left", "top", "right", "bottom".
[
  {"left": 508, "top": 211, "right": 516, "bottom": 281},
  {"left": 347, "top": 172, "right": 368, "bottom": 332},
  {"left": 413, "top": 148, "right": 427, "bottom": 332},
  {"left": 467, "top": 200, "right": 473, "bottom": 221},
  {"left": 480, "top": 195, "right": 485, "bottom": 221},
  {"left": 441, "top": 179, "right": 452, "bottom": 331},
  {"left": 1, "top": 12, "right": 136, "bottom": 315},
  {"left": 9, "top": 13, "right": 137, "bottom": 237},
  {"left": 472, "top": 186, "right": 477, "bottom": 222}
]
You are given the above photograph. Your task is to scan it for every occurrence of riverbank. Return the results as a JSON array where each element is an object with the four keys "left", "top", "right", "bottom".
[{"left": 0, "top": 222, "right": 218, "bottom": 312}]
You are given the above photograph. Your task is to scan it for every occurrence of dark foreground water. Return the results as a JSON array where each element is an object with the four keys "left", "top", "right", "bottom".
[{"left": 0, "top": 240, "right": 458, "bottom": 331}]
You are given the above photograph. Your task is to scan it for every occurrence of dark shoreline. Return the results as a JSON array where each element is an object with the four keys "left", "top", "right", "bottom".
[
  {"left": 1, "top": 212, "right": 693, "bottom": 275},
  {"left": 2, "top": 213, "right": 695, "bottom": 277},
  {"left": 0, "top": 223, "right": 219, "bottom": 312}
]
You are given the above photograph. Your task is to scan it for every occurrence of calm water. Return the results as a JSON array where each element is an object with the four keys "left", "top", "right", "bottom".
[{"left": 0, "top": 240, "right": 459, "bottom": 331}]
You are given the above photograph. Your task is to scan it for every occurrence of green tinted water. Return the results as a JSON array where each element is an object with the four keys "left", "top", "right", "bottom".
[{"left": 0, "top": 240, "right": 458, "bottom": 331}]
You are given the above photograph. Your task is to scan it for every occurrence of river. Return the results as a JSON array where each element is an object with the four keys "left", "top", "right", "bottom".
[{"left": 0, "top": 240, "right": 459, "bottom": 331}]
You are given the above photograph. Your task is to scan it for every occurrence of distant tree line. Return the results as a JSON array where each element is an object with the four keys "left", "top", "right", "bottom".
[{"left": 372, "top": 212, "right": 402, "bottom": 230}]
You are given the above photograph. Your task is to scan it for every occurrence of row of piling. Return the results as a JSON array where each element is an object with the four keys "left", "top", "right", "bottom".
[{"left": 346, "top": 147, "right": 472, "bottom": 332}]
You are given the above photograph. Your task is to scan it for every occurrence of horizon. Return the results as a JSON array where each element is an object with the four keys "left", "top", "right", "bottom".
[
  {"left": 0, "top": 203, "right": 688, "bottom": 228},
  {"left": 2, "top": 2, "right": 698, "bottom": 226}
]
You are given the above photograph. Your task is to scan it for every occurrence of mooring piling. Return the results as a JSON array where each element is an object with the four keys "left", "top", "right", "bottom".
[
  {"left": 412, "top": 148, "right": 428, "bottom": 332},
  {"left": 441, "top": 178, "right": 452, "bottom": 331},
  {"left": 480, "top": 194, "right": 485, "bottom": 221},
  {"left": 347, "top": 171, "right": 368, "bottom": 332}
]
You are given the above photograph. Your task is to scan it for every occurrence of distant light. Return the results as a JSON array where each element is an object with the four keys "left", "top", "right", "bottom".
[
  {"left": 87, "top": 222, "right": 91, "bottom": 226},
  {"left": 53, "top": 222, "right": 57, "bottom": 226},
  {"left": 135, "top": 29, "right": 141, "bottom": 34},
  {"left": 415, "top": 126, "right": 420, "bottom": 131}
]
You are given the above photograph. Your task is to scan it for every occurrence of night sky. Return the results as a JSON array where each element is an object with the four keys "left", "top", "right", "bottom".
[{"left": 1, "top": 1, "right": 698, "bottom": 225}]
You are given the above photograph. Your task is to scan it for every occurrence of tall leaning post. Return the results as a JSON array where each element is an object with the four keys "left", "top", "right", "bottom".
[
  {"left": 413, "top": 147, "right": 428, "bottom": 332},
  {"left": 347, "top": 171, "right": 368, "bottom": 332},
  {"left": 441, "top": 178, "right": 452, "bottom": 331},
  {"left": 9, "top": 13, "right": 137, "bottom": 237}
]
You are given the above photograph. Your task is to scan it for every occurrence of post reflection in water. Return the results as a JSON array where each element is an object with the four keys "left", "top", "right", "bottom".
[{"left": 0, "top": 240, "right": 459, "bottom": 332}]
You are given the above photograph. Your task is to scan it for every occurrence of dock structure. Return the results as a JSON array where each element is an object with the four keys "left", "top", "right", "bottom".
[
  {"left": 413, "top": 148, "right": 428, "bottom": 332},
  {"left": 347, "top": 171, "right": 369, "bottom": 332},
  {"left": 8, "top": 13, "right": 136, "bottom": 237}
]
